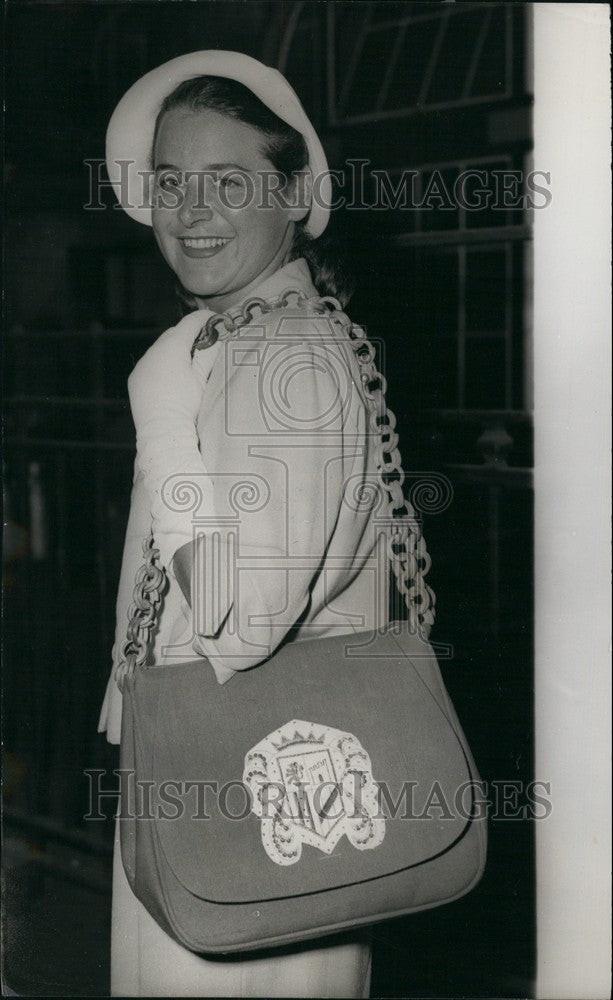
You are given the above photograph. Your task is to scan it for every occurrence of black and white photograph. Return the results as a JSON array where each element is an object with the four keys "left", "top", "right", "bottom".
[{"left": 2, "top": 2, "right": 610, "bottom": 998}]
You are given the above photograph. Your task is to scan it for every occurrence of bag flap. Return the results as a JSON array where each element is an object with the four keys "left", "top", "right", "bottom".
[{"left": 135, "top": 628, "right": 476, "bottom": 904}]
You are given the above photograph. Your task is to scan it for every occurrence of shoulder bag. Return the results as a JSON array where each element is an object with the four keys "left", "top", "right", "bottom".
[{"left": 115, "top": 291, "right": 487, "bottom": 954}]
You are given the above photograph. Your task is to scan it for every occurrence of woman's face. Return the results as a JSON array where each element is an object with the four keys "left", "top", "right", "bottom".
[{"left": 151, "top": 107, "right": 308, "bottom": 311}]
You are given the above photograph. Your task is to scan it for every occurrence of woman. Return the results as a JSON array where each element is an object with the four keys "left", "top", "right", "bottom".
[{"left": 99, "top": 51, "right": 387, "bottom": 997}]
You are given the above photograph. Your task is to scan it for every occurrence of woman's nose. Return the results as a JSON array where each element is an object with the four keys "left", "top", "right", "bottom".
[{"left": 178, "top": 176, "right": 214, "bottom": 227}]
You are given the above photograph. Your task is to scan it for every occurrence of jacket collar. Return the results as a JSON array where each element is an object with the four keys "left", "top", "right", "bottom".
[{"left": 236, "top": 257, "right": 318, "bottom": 307}]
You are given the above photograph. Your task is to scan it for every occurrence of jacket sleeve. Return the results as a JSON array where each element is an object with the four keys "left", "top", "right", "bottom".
[
  {"left": 126, "top": 309, "right": 219, "bottom": 571},
  {"left": 173, "top": 325, "right": 358, "bottom": 683}
]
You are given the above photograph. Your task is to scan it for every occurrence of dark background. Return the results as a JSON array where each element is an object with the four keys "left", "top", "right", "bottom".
[{"left": 3, "top": 2, "right": 535, "bottom": 996}]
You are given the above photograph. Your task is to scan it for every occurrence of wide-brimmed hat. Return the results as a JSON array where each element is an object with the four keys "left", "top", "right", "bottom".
[{"left": 106, "top": 50, "right": 331, "bottom": 237}]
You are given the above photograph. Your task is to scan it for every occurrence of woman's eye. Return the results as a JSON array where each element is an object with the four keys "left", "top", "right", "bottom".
[
  {"left": 218, "top": 173, "right": 246, "bottom": 189},
  {"left": 158, "top": 172, "right": 181, "bottom": 191}
]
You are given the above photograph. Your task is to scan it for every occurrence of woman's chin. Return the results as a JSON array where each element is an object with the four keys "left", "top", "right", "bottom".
[
  {"left": 183, "top": 287, "right": 227, "bottom": 307},
  {"left": 177, "top": 275, "right": 228, "bottom": 300}
]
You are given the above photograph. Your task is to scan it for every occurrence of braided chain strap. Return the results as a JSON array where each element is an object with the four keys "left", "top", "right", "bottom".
[
  {"left": 115, "top": 290, "right": 435, "bottom": 691},
  {"left": 189, "top": 287, "right": 312, "bottom": 354},
  {"left": 116, "top": 533, "right": 166, "bottom": 690},
  {"left": 317, "top": 296, "right": 436, "bottom": 634}
]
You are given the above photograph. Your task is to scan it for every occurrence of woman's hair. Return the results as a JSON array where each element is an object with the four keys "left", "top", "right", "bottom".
[{"left": 152, "top": 76, "right": 354, "bottom": 314}]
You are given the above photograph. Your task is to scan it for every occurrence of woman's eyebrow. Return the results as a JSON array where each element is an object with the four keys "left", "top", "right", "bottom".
[
  {"left": 154, "top": 162, "right": 249, "bottom": 172},
  {"left": 204, "top": 162, "right": 250, "bottom": 172}
]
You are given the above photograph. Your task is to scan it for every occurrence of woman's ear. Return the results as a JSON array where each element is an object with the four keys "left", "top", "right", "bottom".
[{"left": 285, "top": 169, "right": 312, "bottom": 223}]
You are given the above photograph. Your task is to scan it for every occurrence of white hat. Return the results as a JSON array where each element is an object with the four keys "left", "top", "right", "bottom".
[{"left": 106, "top": 50, "right": 331, "bottom": 237}]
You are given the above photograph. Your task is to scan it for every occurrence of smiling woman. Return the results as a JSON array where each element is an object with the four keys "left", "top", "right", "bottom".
[
  {"left": 97, "top": 41, "right": 485, "bottom": 1000},
  {"left": 100, "top": 52, "right": 381, "bottom": 998}
]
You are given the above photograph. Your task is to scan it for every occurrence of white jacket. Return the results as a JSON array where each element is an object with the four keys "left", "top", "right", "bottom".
[{"left": 98, "top": 259, "right": 389, "bottom": 743}]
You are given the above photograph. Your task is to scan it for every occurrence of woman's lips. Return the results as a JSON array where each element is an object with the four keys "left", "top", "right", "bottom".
[{"left": 180, "top": 236, "right": 234, "bottom": 259}]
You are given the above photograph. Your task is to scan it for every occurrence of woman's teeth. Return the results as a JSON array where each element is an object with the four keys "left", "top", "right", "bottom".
[{"left": 182, "top": 237, "right": 232, "bottom": 248}]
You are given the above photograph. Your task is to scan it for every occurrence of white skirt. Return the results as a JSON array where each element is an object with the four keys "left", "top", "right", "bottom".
[{"left": 111, "top": 823, "right": 373, "bottom": 998}]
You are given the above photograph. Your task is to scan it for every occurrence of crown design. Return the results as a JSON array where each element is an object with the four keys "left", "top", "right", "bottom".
[{"left": 271, "top": 726, "right": 325, "bottom": 750}]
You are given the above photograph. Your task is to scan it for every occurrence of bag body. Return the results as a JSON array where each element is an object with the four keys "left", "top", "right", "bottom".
[{"left": 119, "top": 622, "right": 486, "bottom": 954}]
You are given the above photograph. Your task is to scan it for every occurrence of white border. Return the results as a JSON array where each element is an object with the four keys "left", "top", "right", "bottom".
[{"left": 533, "top": 5, "right": 611, "bottom": 997}]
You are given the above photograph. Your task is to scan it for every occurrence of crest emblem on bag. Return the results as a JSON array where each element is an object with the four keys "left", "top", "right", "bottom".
[{"left": 243, "top": 720, "right": 385, "bottom": 866}]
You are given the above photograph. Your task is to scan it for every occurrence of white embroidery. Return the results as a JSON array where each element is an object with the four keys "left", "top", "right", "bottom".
[{"left": 243, "top": 719, "right": 385, "bottom": 866}]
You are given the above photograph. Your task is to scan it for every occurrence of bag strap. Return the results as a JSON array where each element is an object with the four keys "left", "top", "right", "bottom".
[{"left": 115, "top": 290, "right": 435, "bottom": 690}]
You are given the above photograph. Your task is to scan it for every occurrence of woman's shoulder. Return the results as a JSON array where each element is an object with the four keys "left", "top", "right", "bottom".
[
  {"left": 128, "top": 308, "right": 219, "bottom": 391},
  {"left": 163, "top": 308, "right": 216, "bottom": 345},
  {"left": 133, "top": 309, "right": 216, "bottom": 366},
  {"left": 218, "top": 302, "right": 364, "bottom": 433}
]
